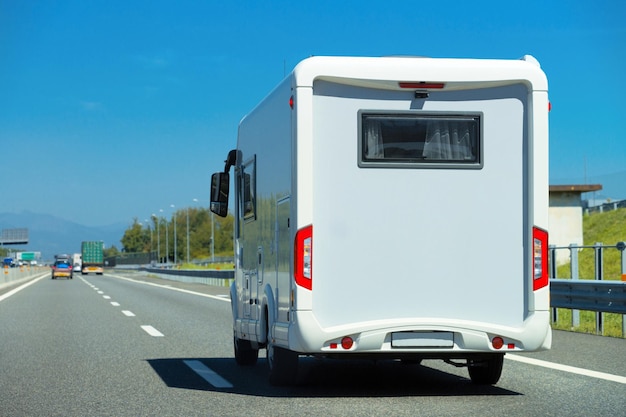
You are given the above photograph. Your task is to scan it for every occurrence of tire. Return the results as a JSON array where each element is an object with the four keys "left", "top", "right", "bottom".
[
  {"left": 234, "top": 335, "right": 258, "bottom": 366},
  {"left": 267, "top": 326, "right": 298, "bottom": 386},
  {"left": 468, "top": 354, "right": 504, "bottom": 385}
]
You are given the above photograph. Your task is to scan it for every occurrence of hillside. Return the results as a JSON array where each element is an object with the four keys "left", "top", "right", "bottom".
[
  {"left": 0, "top": 211, "right": 125, "bottom": 262},
  {"left": 581, "top": 208, "right": 626, "bottom": 280}
]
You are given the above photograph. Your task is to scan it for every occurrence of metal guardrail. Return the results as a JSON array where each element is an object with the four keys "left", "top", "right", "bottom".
[
  {"left": 585, "top": 198, "right": 626, "bottom": 215},
  {"left": 550, "top": 279, "right": 626, "bottom": 314},
  {"left": 140, "top": 267, "right": 234, "bottom": 287},
  {"left": 143, "top": 267, "right": 233, "bottom": 279},
  {"left": 549, "top": 241, "right": 626, "bottom": 336}
]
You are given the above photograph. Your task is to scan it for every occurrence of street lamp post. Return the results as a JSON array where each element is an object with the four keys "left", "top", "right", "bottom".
[
  {"left": 211, "top": 211, "right": 215, "bottom": 263},
  {"left": 186, "top": 207, "right": 189, "bottom": 264},
  {"left": 187, "top": 198, "right": 198, "bottom": 265},
  {"left": 162, "top": 209, "right": 168, "bottom": 264},
  {"left": 171, "top": 204, "right": 177, "bottom": 265},
  {"left": 154, "top": 212, "right": 161, "bottom": 264},
  {"left": 145, "top": 219, "right": 152, "bottom": 262}
]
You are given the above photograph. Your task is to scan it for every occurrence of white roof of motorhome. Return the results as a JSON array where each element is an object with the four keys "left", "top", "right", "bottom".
[{"left": 291, "top": 55, "right": 548, "bottom": 91}]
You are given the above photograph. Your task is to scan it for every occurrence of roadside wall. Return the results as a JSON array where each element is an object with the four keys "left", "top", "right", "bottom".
[{"left": 0, "top": 266, "right": 49, "bottom": 290}]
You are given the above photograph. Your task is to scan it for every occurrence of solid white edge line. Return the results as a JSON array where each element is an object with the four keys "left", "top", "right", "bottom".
[
  {"left": 141, "top": 325, "right": 164, "bottom": 337},
  {"left": 0, "top": 274, "right": 49, "bottom": 302},
  {"left": 183, "top": 360, "right": 233, "bottom": 388},
  {"left": 107, "top": 273, "right": 230, "bottom": 302},
  {"left": 506, "top": 354, "right": 626, "bottom": 384}
]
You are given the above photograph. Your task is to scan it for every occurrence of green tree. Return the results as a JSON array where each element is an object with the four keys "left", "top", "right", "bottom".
[
  {"left": 214, "top": 214, "right": 234, "bottom": 254},
  {"left": 121, "top": 218, "right": 149, "bottom": 253},
  {"left": 120, "top": 208, "right": 234, "bottom": 262},
  {"left": 103, "top": 245, "right": 120, "bottom": 258}
]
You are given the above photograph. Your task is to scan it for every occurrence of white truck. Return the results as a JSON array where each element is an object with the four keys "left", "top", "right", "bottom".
[
  {"left": 72, "top": 253, "right": 82, "bottom": 272},
  {"left": 210, "top": 55, "right": 551, "bottom": 386}
]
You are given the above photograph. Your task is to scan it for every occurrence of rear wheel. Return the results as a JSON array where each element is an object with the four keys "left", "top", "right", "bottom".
[
  {"left": 468, "top": 354, "right": 504, "bottom": 385},
  {"left": 267, "top": 326, "right": 298, "bottom": 386},
  {"left": 234, "top": 335, "right": 258, "bottom": 366}
]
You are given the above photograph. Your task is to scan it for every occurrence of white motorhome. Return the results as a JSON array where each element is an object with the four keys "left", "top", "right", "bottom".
[
  {"left": 72, "top": 253, "right": 82, "bottom": 272},
  {"left": 210, "top": 55, "right": 551, "bottom": 386}
]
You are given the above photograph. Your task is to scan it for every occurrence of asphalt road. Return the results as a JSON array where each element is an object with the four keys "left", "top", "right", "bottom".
[{"left": 0, "top": 271, "right": 624, "bottom": 417}]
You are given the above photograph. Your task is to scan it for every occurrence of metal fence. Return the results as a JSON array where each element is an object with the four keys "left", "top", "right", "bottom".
[
  {"left": 585, "top": 199, "right": 626, "bottom": 215},
  {"left": 549, "top": 241, "right": 626, "bottom": 337}
]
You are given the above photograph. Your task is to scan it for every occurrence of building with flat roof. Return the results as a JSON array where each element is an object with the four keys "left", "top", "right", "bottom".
[{"left": 549, "top": 184, "right": 602, "bottom": 265}]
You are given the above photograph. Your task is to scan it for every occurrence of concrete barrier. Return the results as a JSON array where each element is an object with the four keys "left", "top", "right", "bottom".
[{"left": 0, "top": 266, "right": 49, "bottom": 290}]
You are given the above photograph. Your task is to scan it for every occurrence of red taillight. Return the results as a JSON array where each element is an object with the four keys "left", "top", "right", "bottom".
[
  {"left": 533, "top": 226, "right": 549, "bottom": 291},
  {"left": 341, "top": 337, "right": 354, "bottom": 350},
  {"left": 294, "top": 225, "right": 312, "bottom": 290},
  {"left": 492, "top": 337, "right": 504, "bottom": 350},
  {"left": 398, "top": 82, "right": 445, "bottom": 89}
]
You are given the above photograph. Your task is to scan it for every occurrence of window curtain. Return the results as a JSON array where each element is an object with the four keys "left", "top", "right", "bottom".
[
  {"left": 365, "top": 119, "right": 384, "bottom": 159},
  {"left": 423, "top": 120, "right": 473, "bottom": 160}
]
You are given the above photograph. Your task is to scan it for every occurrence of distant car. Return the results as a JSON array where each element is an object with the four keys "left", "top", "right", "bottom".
[
  {"left": 73, "top": 263, "right": 82, "bottom": 272},
  {"left": 51, "top": 260, "right": 73, "bottom": 280}
]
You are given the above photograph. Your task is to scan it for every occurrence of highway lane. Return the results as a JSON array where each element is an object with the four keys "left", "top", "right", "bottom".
[{"left": 0, "top": 271, "right": 624, "bottom": 416}]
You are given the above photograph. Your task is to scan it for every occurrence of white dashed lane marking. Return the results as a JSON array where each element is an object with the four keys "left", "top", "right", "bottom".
[
  {"left": 183, "top": 360, "right": 233, "bottom": 388},
  {"left": 141, "top": 325, "right": 164, "bottom": 337}
]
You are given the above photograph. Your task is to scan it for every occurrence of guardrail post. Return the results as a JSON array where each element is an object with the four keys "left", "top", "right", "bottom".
[
  {"left": 569, "top": 243, "right": 580, "bottom": 328},
  {"left": 617, "top": 241, "right": 626, "bottom": 337},
  {"left": 549, "top": 245, "right": 558, "bottom": 323},
  {"left": 549, "top": 245, "right": 557, "bottom": 278},
  {"left": 594, "top": 242, "right": 604, "bottom": 335}
]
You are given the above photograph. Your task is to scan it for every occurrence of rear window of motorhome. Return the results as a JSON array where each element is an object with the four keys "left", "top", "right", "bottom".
[{"left": 360, "top": 113, "right": 481, "bottom": 168}]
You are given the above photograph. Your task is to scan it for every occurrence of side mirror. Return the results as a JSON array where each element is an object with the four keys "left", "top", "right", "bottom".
[{"left": 210, "top": 172, "right": 230, "bottom": 217}]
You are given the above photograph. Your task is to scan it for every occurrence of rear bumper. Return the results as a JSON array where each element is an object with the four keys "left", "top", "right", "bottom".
[{"left": 286, "top": 311, "right": 552, "bottom": 357}]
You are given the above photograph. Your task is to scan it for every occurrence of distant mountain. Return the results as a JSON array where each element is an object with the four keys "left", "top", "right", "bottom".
[{"left": 0, "top": 211, "right": 125, "bottom": 262}]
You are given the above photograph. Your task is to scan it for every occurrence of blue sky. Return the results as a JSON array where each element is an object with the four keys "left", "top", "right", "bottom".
[{"left": 1, "top": 0, "right": 624, "bottom": 226}]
